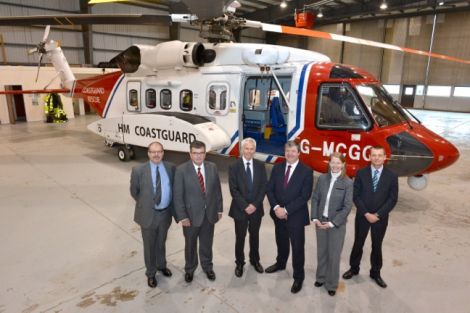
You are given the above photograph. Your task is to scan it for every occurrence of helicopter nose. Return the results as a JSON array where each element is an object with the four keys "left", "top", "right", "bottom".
[{"left": 408, "top": 123, "right": 460, "bottom": 173}]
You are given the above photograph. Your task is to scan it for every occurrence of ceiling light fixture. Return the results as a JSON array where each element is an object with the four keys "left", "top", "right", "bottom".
[
  {"left": 280, "top": 1, "right": 287, "bottom": 8},
  {"left": 438, "top": 1, "right": 445, "bottom": 5},
  {"left": 380, "top": 2, "right": 388, "bottom": 10},
  {"left": 317, "top": 11, "right": 323, "bottom": 18}
]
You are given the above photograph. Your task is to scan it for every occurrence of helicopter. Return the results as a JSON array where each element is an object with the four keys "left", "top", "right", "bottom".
[{"left": 0, "top": 0, "right": 463, "bottom": 190}]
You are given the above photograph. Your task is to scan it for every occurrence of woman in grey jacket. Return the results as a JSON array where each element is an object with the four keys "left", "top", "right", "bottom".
[{"left": 311, "top": 152, "right": 353, "bottom": 296}]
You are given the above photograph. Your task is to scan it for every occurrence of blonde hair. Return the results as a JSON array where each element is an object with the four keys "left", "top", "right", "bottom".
[{"left": 328, "top": 152, "right": 347, "bottom": 177}]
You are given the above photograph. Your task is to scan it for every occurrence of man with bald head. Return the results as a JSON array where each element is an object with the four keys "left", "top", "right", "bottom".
[{"left": 130, "top": 141, "right": 176, "bottom": 288}]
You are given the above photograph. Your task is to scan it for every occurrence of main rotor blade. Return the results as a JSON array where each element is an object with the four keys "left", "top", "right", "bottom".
[
  {"left": 245, "top": 20, "right": 470, "bottom": 65},
  {"left": 0, "top": 14, "right": 172, "bottom": 26}
]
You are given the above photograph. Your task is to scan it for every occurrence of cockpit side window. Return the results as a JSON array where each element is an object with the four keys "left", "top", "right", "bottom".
[{"left": 316, "top": 83, "right": 370, "bottom": 130}]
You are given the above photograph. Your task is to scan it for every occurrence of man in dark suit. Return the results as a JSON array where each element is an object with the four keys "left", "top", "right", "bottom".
[
  {"left": 343, "top": 145, "right": 398, "bottom": 288},
  {"left": 229, "top": 138, "right": 267, "bottom": 277},
  {"left": 173, "top": 140, "right": 223, "bottom": 283},
  {"left": 265, "top": 141, "right": 313, "bottom": 293},
  {"left": 130, "top": 141, "right": 175, "bottom": 288}
]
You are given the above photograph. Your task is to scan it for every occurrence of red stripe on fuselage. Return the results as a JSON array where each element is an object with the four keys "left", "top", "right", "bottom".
[{"left": 73, "top": 71, "right": 122, "bottom": 117}]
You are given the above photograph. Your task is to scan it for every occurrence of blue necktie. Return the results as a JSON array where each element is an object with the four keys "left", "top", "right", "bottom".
[{"left": 372, "top": 169, "right": 379, "bottom": 192}]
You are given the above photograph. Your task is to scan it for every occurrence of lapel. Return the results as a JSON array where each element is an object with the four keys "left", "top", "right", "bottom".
[
  {"left": 364, "top": 167, "right": 373, "bottom": 192},
  {"left": 204, "top": 161, "right": 211, "bottom": 192},
  {"left": 286, "top": 162, "right": 299, "bottom": 188},
  {"left": 145, "top": 161, "right": 153, "bottom": 193},
  {"left": 188, "top": 161, "right": 200, "bottom": 189}
]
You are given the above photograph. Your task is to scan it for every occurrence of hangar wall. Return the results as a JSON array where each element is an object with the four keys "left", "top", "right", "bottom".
[{"left": 0, "top": 66, "right": 114, "bottom": 124}]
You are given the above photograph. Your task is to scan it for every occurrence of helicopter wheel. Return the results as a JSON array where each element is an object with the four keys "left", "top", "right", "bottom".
[
  {"left": 128, "top": 146, "right": 136, "bottom": 160},
  {"left": 117, "top": 146, "right": 131, "bottom": 162}
]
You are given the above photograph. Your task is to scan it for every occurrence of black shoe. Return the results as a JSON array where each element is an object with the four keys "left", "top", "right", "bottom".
[
  {"left": 342, "top": 268, "right": 359, "bottom": 279},
  {"left": 291, "top": 280, "right": 303, "bottom": 294},
  {"left": 265, "top": 263, "right": 285, "bottom": 274},
  {"left": 251, "top": 262, "right": 264, "bottom": 273},
  {"left": 206, "top": 270, "right": 216, "bottom": 281},
  {"left": 370, "top": 275, "right": 387, "bottom": 288},
  {"left": 185, "top": 272, "right": 193, "bottom": 283},
  {"left": 235, "top": 264, "right": 244, "bottom": 277},
  {"left": 147, "top": 276, "right": 157, "bottom": 288},
  {"left": 158, "top": 268, "right": 172, "bottom": 277},
  {"left": 314, "top": 281, "right": 324, "bottom": 287},
  {"left": 328, "top": 290, "right": 336, "bottom": 296}
]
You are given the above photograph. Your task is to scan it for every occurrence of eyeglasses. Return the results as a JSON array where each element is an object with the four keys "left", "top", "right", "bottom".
[{"left": 148, "top": 150, "right": 163, "bottom": 154}]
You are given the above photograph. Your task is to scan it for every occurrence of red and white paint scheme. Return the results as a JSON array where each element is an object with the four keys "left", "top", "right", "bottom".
[{"left": 0, "top": 36, "right": 460, "bottom": 190}]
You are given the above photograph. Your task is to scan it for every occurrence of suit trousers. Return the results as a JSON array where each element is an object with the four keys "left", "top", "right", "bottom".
[
  {"left": 315, "top": 225, "right": 346, "bottom": 290},
  {"left": 274, "top": 219, "right": 305, "bottom": 281},
  {"left": 141, "top": 209, "right": 172, "bottom": 277},
  {"left": 234, "top": 215, "right": 262, "bottom": 265},
  {"left": 183, "top": 213, "right": 215, "bottom": 274},
  {"left": 349, "top": 214, "right": 389, "bottom": 277}
]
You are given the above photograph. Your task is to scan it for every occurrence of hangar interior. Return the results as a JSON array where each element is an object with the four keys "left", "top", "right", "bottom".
[{"left": 0, "top": 0, "right": 469, "bottom": 312}]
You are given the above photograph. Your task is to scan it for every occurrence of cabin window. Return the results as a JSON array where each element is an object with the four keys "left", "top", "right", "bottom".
[
  {"left": 145, "top": 89, "right": 156, "bottom": 108},
  {"left": 207, "top": 84, "right": 229, "bottom": 115},
  {"left": 316, "top": 83, "right": 370, "bottom": 130},
  {"left": 160, "top": 89, "right": 172, "bottom": 110},
  {"left": 180, "top": 89, "right": 193, "bottom": 111},
  {"left": 129, "top": 89, "right": 139, "bottom": 110}
]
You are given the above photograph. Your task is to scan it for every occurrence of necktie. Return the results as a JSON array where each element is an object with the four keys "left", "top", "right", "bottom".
[
  {"left": 155, "top": 165, "right": 162, "bottom": 205},
  {"left": 246, "top": 162, "right": 253, "bottom": 198},
  {"left": 197, "top": 167, "right": 206, "bottom": 194},
  {"left": 372, "top": 169, "right": 379, "bottom": 192},
  {"left": 283, "top": 165, "right": 291, "bottom": 189}
]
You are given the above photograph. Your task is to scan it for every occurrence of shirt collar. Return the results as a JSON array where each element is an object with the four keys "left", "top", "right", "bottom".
[
  {"left": 371, "top": 165, "right": 383, "bottom": 173},
  {"left": 242, "top": 156, "right": 253, "bottom": 165}
]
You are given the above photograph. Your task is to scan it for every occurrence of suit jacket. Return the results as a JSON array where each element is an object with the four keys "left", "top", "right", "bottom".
[
  {"left": 353, "top": 165, "right": 398, "bottom": 218},
  {"left": 130, "top": 160, "right": 176, "bottom": 228},
  {"left": 267, "top": 161, "right": 313, "bottom": 226},
  {"left": 173, "top": 160, "right": 223, "bottom": 227},
  {"left": 228, "top": 158, "right": 267, "bottom": 220},
  {"left": 310, "top": 173, "right": 353, "bottom": 228}
]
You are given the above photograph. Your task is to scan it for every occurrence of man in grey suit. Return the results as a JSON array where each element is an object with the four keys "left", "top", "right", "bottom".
[
  {"left": 173, "top": 140, "right": 223, "bottom": 283},
  {"left": 228, "top": 138, "right": 267, "bottom": 277},
  {"left": 130, "top": 141, "right": 175, "bottom": 288}
]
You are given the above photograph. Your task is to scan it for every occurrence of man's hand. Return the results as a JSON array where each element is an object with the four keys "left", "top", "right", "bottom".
[
  {"left": 181, "top": 218, "right": 191, "bottom": 227},
  {"left": 245, "top": 204, "right": 256, "bottom": 215},
  {"left": 365, "top": 213, "right": 379, "bottom": 224},
  {"left": 275, "top": 207, "right": 287, "bottom": 220}
]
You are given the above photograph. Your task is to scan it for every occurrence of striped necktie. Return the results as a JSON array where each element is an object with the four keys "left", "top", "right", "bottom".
[
  {"left": 372, "top": 169, "right": 379, "bottom": 192},
  {"left": 197, "top": 167, "right": 205, "bottom": 194},
  {"left": 283, "top": 165, "right": 291, "bottom": 189}
]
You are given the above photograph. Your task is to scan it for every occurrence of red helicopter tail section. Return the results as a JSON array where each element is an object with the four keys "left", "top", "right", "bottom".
[{"left": 73, "top": 71, "right": 123, "bottom": 117}]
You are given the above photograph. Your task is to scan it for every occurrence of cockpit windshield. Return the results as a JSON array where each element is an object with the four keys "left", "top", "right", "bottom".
[{"left": 356, "top": 84, "right": 409, "bottom": 127}]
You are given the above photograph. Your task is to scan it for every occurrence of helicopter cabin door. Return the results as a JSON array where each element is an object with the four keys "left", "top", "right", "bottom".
[{"left": 242, "top": 76, "right": 291, "bottom": 156}]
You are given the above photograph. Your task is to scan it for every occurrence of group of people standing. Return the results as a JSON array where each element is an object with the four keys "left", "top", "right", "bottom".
[{"left": 130, "top": 138, "right": 398, "bottom": 296}]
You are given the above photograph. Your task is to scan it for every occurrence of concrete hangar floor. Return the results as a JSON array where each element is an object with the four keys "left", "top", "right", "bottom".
[{"left": 0, "top": 110, "right": 469, "bottom": 313}]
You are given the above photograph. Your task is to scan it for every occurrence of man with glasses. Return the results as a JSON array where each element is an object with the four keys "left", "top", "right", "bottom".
[
  {"left": 173, "top": 140, "right": 223, "bottom": 283},
  {"left": 130, "top": 141, "right": 175, "bottom": 288}
]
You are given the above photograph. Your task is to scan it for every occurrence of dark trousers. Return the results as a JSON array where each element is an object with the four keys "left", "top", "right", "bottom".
[
  {"left": 349, "top": 214, "right": 389, "bottom": 277},
  {"left": 274, "top": 219, "right": 305, "bottom": 281},
  {"left": 141, "top": 209, "right": 172, "bottom": 277},
  {"left": 183, "top": 214, "right": 215, "bottom": 274},
  {"left": 234, "top": 215, "right": 262, "bottom": 265}
]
